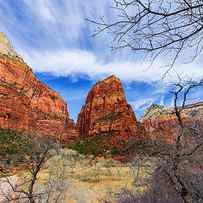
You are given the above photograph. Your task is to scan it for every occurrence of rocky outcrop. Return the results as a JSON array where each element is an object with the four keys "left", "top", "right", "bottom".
[
  {"left": 77, "top": 75, "right": 144, "bottom": 148},
  {"left": 0, "top": 33, "right": 17, "bottom": 57},
  {"left": 0, "top": 33, "right": 78, "bottom": 143},
  {"left": 142, "top": 103, "right": 203, "bottom": 144}
]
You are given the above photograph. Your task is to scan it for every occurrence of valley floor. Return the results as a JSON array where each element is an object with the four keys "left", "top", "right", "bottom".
[{"left": 0, "top": 149, "right": 156, "bottom": 203}]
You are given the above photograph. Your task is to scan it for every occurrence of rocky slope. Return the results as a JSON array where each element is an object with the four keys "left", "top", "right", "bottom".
[
  {"left": 0, "top": 33, "right": 78, "bottom": 142},
  {"left": 142, "top": 103, "right": 203, "bottom": 144},
  {"left": 77, "top": 75, "right": 144, "bottom": 148}
]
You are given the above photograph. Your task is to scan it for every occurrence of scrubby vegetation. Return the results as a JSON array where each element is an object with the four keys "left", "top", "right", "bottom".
[
  {"left": 1, "top": 147, "right": 150, "bottom": 203},
  {"left": 0, "top": 128, "right": 57, "bottom": 173},
  {"left": 0, "top": 129, "right": 33, "bottom": 165},
  {"left": 69, "top": 133, "right": 127, "bottom": 156},
  {"left": 69, "top": 134, "right": 171, "bottom": 158},
  {"left": 142, "top": 104, "right": 167, "bottom": 120},
  {"left": 69, "top": 136, "right": 108, "bottom": 155},
  {"left": 122, "top": 138, "right": 173, "bottom": 156}
]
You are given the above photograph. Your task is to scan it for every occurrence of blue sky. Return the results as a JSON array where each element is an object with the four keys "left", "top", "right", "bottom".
[{"left": 1, "top": 0, "right": 203, "bottom": 121}]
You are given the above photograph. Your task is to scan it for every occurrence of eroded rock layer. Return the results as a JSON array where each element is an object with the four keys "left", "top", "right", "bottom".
[
  {"left": 142, "top": 103, "right": 203, "bottom": 144},
  {"left": 77, "top": 75, "right": 144, "bottom": 147},
  {"left": 0, "top": 34, "right": 78, "bottom": 142}
]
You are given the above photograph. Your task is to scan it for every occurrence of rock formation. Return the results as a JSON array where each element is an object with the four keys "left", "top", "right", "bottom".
[
  {"left": 0, "top": 33, "right": 78, "bottom": 143},
  {"left": 3, "top": 32, "right": 203, "bottom": 148},
  {"left": 0, "top": 32, "right": 17, "bottom": 57},
  {"left": 142, "top": 103, "right": 203, "bottom": 144},
  {"left": 77, "top": 75, "right": 144, "bottom": 148}
]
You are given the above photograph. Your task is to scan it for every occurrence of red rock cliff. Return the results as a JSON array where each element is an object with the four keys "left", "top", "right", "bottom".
[
  {"left": 0, "top": 33, "right": 78, "bottom": 142},
  {"left": 142, "top": 103, "right": 203, "bottom": 144},
  {"left": 77, "top": 75, "right": 144, "bottom": 147}
]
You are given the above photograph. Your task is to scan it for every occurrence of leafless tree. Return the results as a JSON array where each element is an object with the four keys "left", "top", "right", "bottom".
[
  {"left": 89, "top": 2, "right": 203, "bottom": 201},
  {"left": 0, "top": 143, "right": 67, "bottom": 203},
  {"left": 0, "top": 147, "right": 48, "bottom": 203},
  {"left": 88, "top": 0, "right": 203, "bottom": 72},
  {"left": 115, "top": 80, "right": 203, "bottom": 203},
  {"left": 161, "top": 80, "right": 203, "bottom": 203}
]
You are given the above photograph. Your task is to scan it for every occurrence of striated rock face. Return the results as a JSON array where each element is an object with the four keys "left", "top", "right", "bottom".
[
  {"left": 142, "top": 103, "right": 203, "bottom": 144},
  {"left": 0, "top": 33, "right": 78, "bottom": 143},
  {"left": 77, "top": 75, "right": 144, "bottom": 147}
]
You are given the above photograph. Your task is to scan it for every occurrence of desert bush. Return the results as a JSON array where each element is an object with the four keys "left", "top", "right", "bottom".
[
  {"left": 69, "top": 137, "right": 106, "bottom": 156},
  {"left": 69, "top": 135, "right": 169, "bottom": 158},
  {"left": 0, "top": 128, "right": 58, "bottom": 168},
  {"left": 69, "top": 140, "right": 86, "bottom": 154},
  {"left": 121, "top": 137, "right": 173, "bottom": 158},
  {"left": 110, "top": 147, "right": 120, "bottom": 156},
  {"left": 0, "top": 129, "right": 33, "bottom": 165}
]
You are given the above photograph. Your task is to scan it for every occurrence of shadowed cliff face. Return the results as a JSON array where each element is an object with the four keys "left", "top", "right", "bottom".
[
  {"left": 77, "top": 75, "right": 144, "bottom": 147},
  {"left": 0, "top": 33, "right": 78, "bottom": 143}
]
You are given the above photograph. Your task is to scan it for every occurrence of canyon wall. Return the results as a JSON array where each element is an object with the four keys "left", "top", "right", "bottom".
[
  {"left": 1, "top": 32, "right": 203, "bottom": 147},
  {"left": 0, "top": 33, "right": 78, "bottom": 143},
  {"left": 142, "top": 103, "right": 203, "bottom": 144}
]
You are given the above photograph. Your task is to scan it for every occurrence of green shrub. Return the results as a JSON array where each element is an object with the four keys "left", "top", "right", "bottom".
[
  {"left": 0, "top": 129, "right": 32, "bottom": 159},
  {"left": 69, "top": 137, "right": 106, "bottom": 156},
  {"left": 0, "top": 129, "right": 56, "bottom": 167},
  {"left": 70, "top": 141, "right": 86, "bottom": 154},
  {"left": 111, "top": 147, "right": 120, "bottom": 155}
]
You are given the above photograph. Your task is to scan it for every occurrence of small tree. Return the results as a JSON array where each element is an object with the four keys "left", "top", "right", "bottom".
[
  {"left": 160, "top": 80, "right": 203, "bottom": 203},
  {"left": 116, "top": 80, "right": 203, "bottom": 203},
  {"left": 0, "top": 139, "right": 67, "bottom": 203}
]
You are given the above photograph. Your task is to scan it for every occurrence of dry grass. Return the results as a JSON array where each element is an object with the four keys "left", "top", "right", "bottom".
[{"left": 27, "top": 149, "right": 155, "bottom": 203}]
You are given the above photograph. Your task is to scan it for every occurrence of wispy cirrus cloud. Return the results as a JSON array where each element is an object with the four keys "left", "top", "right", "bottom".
[
  {"left": 20, "top": 48, "right": 203, "bottom": 83},
  {"left": 1, "top": 0, "right": 203, "bottom": 83}
]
